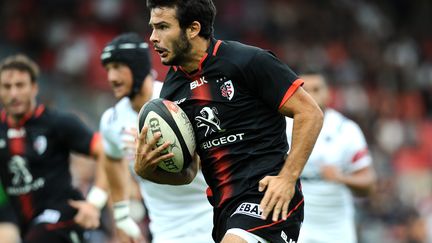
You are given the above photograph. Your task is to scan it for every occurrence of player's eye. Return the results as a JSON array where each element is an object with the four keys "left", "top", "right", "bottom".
[{"left": 158, "top": 24, "right": 168, "bottom": 30}]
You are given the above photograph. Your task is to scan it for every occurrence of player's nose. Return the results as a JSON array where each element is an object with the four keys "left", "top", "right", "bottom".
[{"left": 150, "top": 29, "right": 159, "bottom": 44}]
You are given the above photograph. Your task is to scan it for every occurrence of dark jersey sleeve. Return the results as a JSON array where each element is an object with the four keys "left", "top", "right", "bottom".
[
  {"left": 55, "top": 112, "right": 96, "bottom": 155},
  {"left": 244, "top": 49, "right": 303, "bottom": 110}
]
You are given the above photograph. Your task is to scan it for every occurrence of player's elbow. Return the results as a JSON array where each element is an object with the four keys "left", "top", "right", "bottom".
[
  {"left": 306, "top": 104, "right": 324, "bottom": 132},
  {"left": 365, "top": 169, "right": 377, "bottom": 194},
  {"left": 313, "top": 105, "right": 324, "bottom": 124},
  {"left": 354, "top": 169, "right": 377, "bottom": 197}
]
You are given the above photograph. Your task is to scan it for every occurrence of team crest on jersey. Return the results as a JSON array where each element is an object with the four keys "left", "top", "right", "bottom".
[
  {"left": 220, "top": 80, "right": 234, "bottom": 100},
  {"left": 34, "top": 135, "right": 47, "bottom": 155},
  {"left": 195, "top": 107, "right": 223, "bottom": 137}
]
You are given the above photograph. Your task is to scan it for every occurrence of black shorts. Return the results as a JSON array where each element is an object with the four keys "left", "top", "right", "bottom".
[
  {"left": 212, "top": 180, "right": 303, "bottom": 243},
  {"left": 23, "top": 203, "right": 85, "bottom": 243},
  {"left": 0, "top": 203, "right": 18, "bottom": 225},
  {"left": 23, "top": 221, "right": 85, "bottom": 243}
]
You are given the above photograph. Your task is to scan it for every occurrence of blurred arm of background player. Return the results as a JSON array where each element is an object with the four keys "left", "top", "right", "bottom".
[
  {"left": 69, "top": 137, "right": 110, "bottom": 229},
  {"left": 300, "top": 72, "right": 376, "bottom": 197},
  {"left": 103, "top": 128, "right": 144, "bottom": 243},
  {"left": 320, "top": 164, "right": 376, "bottom": 196}
]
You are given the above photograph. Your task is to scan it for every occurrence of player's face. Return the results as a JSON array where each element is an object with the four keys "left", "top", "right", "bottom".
[
  {"left": 105, "top": 62, "right": 133, "bottom": 99},
  {"left": 300, "top": 74, "right": 329, "bottom": 110},
  {"left": 0, "top": 69, "right": 38, "bottom": 118},
  {"left": 149, "top": 7, "right": 192, "bottom": 66}
]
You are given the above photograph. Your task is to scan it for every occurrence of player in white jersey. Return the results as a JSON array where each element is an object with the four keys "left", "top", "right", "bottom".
[
  {"left": 286, "top": 72, "right": 376, "bottom": 243},
  {"left": 99, "top": 33, "right": 213, "bottom": 243}
]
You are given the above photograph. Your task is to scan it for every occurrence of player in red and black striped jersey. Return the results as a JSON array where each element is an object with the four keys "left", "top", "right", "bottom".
[
  {"left": 0, "top": 54, "right": 108, "bottom": 243},
  {"left": 135, "top": 1, "right": 324, "bottom": 243}
]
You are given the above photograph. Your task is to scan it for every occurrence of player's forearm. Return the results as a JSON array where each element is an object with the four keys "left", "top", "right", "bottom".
[
  {"left": 279, "top": 107, "right": 323, "bottom": 180},
  {"left": 93, "top": 155, "right": 110, "bottom": 192},
  {"left": 90, "top": 138, "right": 110, "bottom": 192},
  {"left": 86, "top": 139, "right": 109, "bottom": 209},
  {"left": 339, "top": 167, "right": 376, "bottom": 196},
  {"left": 141, "top": 167, "right": 196, "bottom": 185},
  {"left": 105, "top": 155, "right": 130, "bottom": 202},
  {"left": 137, "top": 156, "right": 198, "bottom": 185}
]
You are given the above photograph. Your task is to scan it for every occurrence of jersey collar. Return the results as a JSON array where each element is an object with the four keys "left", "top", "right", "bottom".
[{"left": 1, "top": 104, "right": 45, "bottom": 127}]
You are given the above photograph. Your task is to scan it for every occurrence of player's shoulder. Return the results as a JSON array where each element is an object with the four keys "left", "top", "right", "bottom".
[
  {"left": 220, "top": 40, "right": 262, "bottom": 54},
  {"left": 152, "top": 80, "right": 163, "bottom": 99},
  {"left": 326, "top": 109, "right": 363, "bottom": 135},
  {"left": 42, "top": 106, "right": 77, "bottom": 123},
  {"left": 100, "top": 97, "right": 131, "bottom": 127},
  {"left": 217, "top": 40, "right": 263, "bottom": 64}
]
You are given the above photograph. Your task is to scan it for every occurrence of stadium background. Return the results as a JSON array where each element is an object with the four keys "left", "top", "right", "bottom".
[{"left": 0, "top": 0, "right": 431, "bottom": 242}]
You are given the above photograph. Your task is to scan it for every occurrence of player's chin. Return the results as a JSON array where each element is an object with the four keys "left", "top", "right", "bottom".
[
  {"left": 160, "top": 55, "right": 173, "bottom": 66},
  {"left": 161, "top": 58, "right": 171, "bottom": 66},
  {"left": 113, "top": 89, "right": 128, "bottom": 99},
  {"left": 8, "top": 105, "right": 26, "bottom": 116}
]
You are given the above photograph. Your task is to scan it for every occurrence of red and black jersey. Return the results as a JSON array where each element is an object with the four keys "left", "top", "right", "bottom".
[
  {"left": 0, "top": 105, "right": 98, "bottom": 227},
  {"left": 161, "top": 39, "right": 303, "bottom": 208}
]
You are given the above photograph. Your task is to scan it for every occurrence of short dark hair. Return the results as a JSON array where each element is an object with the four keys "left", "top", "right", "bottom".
[
  {"left": 147, "top": 0, "right": 216, "bottom": 39},
  {"left": 0, "top": 54, "right": 39, "bottom": 82},
  {"left": 299, "top": 68, "right": 328, "bottom": 84}
]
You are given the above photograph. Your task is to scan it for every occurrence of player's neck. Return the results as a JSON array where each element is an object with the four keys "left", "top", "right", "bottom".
[
  {"left": 131, "top": 94, "right": 148, "bottom": 113},
  {"left": 179, "top": 38, "right": 211, "bottom": 73},
  {"left": 7, "top": 102, "right": 37, "bottom": 126}
]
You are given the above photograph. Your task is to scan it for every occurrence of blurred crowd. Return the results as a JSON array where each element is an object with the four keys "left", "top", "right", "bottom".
[{"left": 0, "top": 0, "right": 431, "bottom": 242}]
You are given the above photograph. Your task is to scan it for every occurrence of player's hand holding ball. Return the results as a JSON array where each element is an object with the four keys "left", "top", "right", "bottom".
[{"left": 134, "top": 98, "right": 196, "bottom": 179}]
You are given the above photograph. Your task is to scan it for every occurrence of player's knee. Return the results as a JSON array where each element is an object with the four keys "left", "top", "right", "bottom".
[{"left": 0, "top": 223, "right": 21, "bottom": 243}]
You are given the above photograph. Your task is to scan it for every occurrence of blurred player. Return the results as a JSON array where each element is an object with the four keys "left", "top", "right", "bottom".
[
  {"left": 99, "top": 32, "right": 213, "bottom": 243},
  {"left": 0, "top": 54, "right": 108, "bottom": 243},
  {"left": 286, "top": 71, "right": 376, "bottom": 243},
  {"left": 135, "top": 1, "right": 323, "bottom": 242}
]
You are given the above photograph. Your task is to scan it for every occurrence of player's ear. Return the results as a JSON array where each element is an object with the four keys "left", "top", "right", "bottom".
[
  {"left": 187, "top": 21, "right": 201, "bottom": 39},
  {"left": 32, "top": 82, "right": 39, "bottom": 96}
]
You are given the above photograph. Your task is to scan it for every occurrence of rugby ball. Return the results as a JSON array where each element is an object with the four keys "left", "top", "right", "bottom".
[{"left": 137, "top": 98, "right": 196, "bottom": 172}]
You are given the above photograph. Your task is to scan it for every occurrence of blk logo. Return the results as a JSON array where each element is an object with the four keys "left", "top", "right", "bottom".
[{"left": 190, "top": 76, "right": 208, "bottom": 90}]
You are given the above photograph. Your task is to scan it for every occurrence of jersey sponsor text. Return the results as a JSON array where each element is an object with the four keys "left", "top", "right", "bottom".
[
  {"left": 231, "top": 202, "right": 263, "bottom": 219},
  {"left": 201, "top": 133, "right": 245, "bottom": 150}
]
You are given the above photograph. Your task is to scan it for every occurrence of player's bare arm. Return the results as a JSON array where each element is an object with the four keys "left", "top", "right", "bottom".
[
  {"left": 321, "top": 165, "right": 376, "bottom": 196},
  {"left": 259, "top": 86, "right": 323, "bottom": 221},
  {"left": 70, "top": 136, "right": 108, "bottom": 229},
  {"left": 104, "top": 154, "right": 143, "bottom": 242},
  {"left": 134, "top": 126, "right": 198, "bottom": 185}
]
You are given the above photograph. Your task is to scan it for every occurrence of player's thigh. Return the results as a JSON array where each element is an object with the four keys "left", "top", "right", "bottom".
[
  {"left": 0, "top": 223, "right": 20, "bottom": 243},
  {"left": 222, "top": 233, "right": 248, "bottom": 243},
  {"left": 0, "top": 204, "right": 20, "bottom": 243},
  {"left": 222, "top": 228, "right": 269, "bottom": 243}
]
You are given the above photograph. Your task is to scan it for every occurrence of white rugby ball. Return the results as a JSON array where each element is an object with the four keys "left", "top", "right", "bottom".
[{"left": 137, "top": 98, "right": 196, "bottom": 172}]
